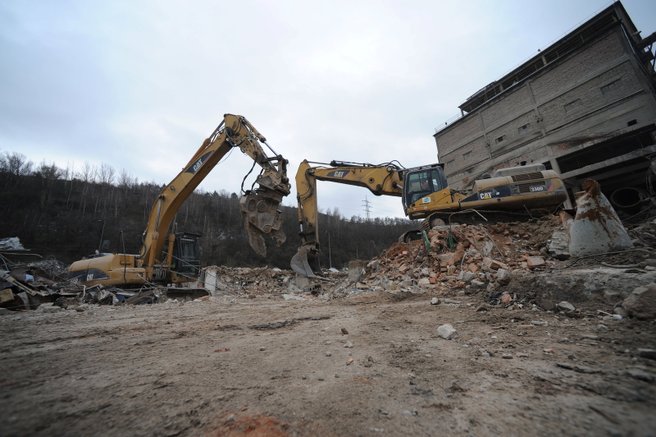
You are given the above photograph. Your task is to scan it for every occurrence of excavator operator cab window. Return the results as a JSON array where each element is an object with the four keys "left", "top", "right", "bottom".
[
  {"left": 404, "top": 167, "right": 447, "bottom": 207},
  {"left": 172, "top": 233, "right": 201, "bottom": 275}
]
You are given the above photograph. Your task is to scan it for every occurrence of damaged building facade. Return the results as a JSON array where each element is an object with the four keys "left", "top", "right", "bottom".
[{"left": 434, "top": 1, "right": 656, "bottom": 208}]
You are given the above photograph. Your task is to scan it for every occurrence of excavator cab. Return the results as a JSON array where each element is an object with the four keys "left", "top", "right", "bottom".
[
  {"left": 402, "top": 164, "right": 448, "bottom": 209},
  {"left": 171, "top": 232, "right": 201, "bottom": 278},
  {"left": 154, "top": 232, "right": 201, "bottom": 284}
]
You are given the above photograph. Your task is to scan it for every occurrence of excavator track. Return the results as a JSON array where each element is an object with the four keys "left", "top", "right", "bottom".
[{"left": 424, "top": 208, "right": 559, "bottom": 228}]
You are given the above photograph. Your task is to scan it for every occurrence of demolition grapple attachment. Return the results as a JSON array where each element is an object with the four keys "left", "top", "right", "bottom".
[{"left": 240, "top": 187, "right": 286, "bottom": 257}]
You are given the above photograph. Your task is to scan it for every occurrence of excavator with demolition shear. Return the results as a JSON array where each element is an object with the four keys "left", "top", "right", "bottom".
[{"left": 68, "top": 113, "right": 291, "bottom": 287}]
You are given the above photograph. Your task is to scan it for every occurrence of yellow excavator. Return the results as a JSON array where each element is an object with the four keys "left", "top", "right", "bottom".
[
  {"left": 68, "top": 114, "right": 291, "bottom": 287},
  {"left": 291, "top": 159, "right": 567, "bottom": 276}
]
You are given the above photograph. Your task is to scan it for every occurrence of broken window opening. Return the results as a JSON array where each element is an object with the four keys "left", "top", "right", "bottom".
[
  {"left": 600, "top": 78, "right": 622, "bottom": 95},
  {"left": 518, "top": 123, "right": 531, "bottom": 134},
  {"left": 564, "top": 98, "right": 583, "bottom": 113}
]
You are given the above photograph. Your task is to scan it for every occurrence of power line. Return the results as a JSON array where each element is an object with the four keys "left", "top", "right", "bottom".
[{"left": 362, "top": 195, "right": 372, "bottom": 220}]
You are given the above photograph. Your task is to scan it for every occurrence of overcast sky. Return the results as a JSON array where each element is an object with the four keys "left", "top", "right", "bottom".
[{"left": 1, "top": 0, "right": 655, "bottom": 219}]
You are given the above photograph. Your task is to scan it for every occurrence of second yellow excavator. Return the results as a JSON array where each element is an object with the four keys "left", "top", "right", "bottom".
[{"left": 292, "top": 159, "right": 567, "bottom": 276}]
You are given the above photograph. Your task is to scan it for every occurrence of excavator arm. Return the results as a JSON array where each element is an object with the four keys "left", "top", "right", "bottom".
[
  {"left": 141, "top": 113, "right": 290, "bottom": 281},
  {"left": 292, "top": 159, "right": 403, "bottom": 276}
]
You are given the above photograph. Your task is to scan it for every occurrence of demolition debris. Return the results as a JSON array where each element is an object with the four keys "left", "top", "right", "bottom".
[{"left": 2, "top": 200, "right": 655, "bottom": 318}]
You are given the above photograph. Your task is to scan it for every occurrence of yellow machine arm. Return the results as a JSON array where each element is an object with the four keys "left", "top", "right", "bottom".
[
  {"left": 140, "top": 113, "right": 290, "bottom": 281},
  {"left": 292, "top": 159, "right": 403, "bottom": 276}
]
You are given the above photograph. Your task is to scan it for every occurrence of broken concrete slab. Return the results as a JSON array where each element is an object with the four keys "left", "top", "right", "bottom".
[
  {"left": 556, "top": 301, "right": 576, "bottom": 312},
  {"left": 526, "top": 256, "right": 546, "bottom": 269},
  {"left": 505, "top": 269, "right": 656, "bottom": 311},
  {"left": 437, "top": 324, "right": 457, "bottom": 340},
  {"left": 0, "top": 287, "right": 14, "bottom": 304},
  {"left": 622, "top": 284, "right": 656, "bottom": 320},
  {"left": 496, "top": 268, "right": 511, "bottom": 284},
  {"left": 547, "top": 230, "right": 570, "bottom": 260},
  {"left": 347, "top": 260, "right": 367, "bottom": 283}
]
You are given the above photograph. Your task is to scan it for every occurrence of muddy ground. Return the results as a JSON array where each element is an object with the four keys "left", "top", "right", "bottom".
[{"left": 1, "top": 284, "right": 655, "bottom": 436}]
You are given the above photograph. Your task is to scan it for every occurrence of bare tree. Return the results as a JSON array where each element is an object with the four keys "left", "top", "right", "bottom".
[
  {"left": 78, "top": 161, "right": 97, "bottom": 216},
  {"left": 35, "top": 161, "right": 63, "bottom": 179},
  {"left": 98, "top": 163, "right": 115, "bottom": 185},
  {"left": 61, "top": 161, "right": 76, "bottom": 181},
  {"left": 0, "top": 152, "right": 33, "bottom": 176},
  {"left": 79, "top": 161, "right": 96, "bottom": 183},
  {"left": 118, "top": 168, "right": 138, "bottom": 189}
]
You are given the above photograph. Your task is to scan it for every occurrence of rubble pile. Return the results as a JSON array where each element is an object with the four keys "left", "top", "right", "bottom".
[
  {"left": 360, "top": 216, "right": 564, "bottom": 293},
  {"left": 629, "top": 218, "right": 656, "bottom": 248},
  {"left": 0, "top": 253, "right": 170, "bottom": 311},
  {"left": 27, "top": 259, "right": 69, "bottom": 280},
  {"left": 203, "top": 265, "right": 354, "bottom": 298},
  {"left": 0, "top": 258, "right": 304, "bottom": 312},
  {"left": 2, "top": 216, "right": 653, "bottom": 312},
  {"left": 0, "top": 237, "right": 26, "bottom": 251},
  {"left": 0, "top": 263, "right": 123, "bottom": 311},
  {"left": 201, "top": 266, "right": 298, "bottom": 296}
]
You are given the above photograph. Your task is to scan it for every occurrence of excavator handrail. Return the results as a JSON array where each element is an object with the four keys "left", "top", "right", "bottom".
[{"left": 327, "top": 160, "right": 406, "bottom": 169}]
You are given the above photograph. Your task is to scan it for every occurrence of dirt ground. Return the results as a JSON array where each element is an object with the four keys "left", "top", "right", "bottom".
[{"left": 1, "top": 286, "right": 655, "bottom": 437}]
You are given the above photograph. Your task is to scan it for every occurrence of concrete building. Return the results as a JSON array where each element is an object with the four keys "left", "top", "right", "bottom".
[{"left": 434, "top": 1, "right": 656, "bottom": 207}]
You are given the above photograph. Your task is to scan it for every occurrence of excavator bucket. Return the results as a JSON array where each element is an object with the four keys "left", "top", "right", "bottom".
[
  {"left": 240, "top": 189, "right": 286, "bottom": 257},
  {"left": 290, "top": 245, "right": 318, "bottom": 278}
]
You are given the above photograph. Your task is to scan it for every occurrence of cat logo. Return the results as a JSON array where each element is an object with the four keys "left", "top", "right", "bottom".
[
  {"left": 330, "top": 170, "right": 348, "bottom": 178},
  {"left": 479, "top": 191, "right": 493, "bottom": 200},
  {"left": 186, "top": 152, "right": 211, "bottom": 174},
  {"left": 192, "top": 158, "right": 204, "bottom": 173}
]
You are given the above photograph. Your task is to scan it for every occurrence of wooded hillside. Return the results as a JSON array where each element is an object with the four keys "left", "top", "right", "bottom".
[{"left": 0, "top": 152, "right": 415, "bottom": 269}]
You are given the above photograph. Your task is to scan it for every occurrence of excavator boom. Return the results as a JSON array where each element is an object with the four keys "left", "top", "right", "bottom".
[
  {"left": 141, "top": 114, "right": 290, "bottom": 276},
  {"left": 292, "top": 159, "right": 403, "bottom": 276}
]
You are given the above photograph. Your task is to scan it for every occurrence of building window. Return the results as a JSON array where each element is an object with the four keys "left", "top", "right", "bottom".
[
  {"left": 495, "top": 135, "right": 505, "bottom": 143},
  {"left": 518, "top": 123, "right": 531, "bottom": 134},
  {"left": 463, "top": 151, "right": 471, "bottom": 160},
  {"left": 600, "top": 78, "right": 622, "bottom": 95},
  {"left": 564, "top": 98, "right": 582, "bottom": 113}
]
